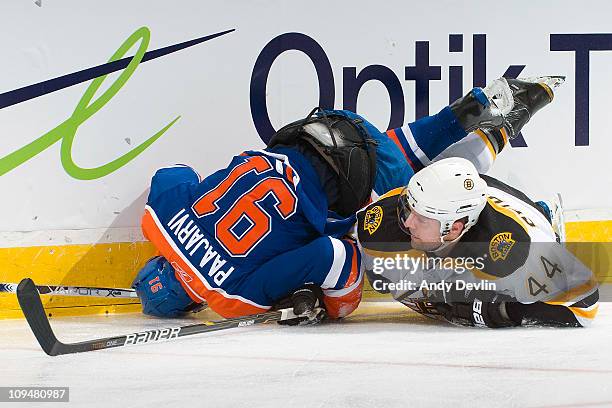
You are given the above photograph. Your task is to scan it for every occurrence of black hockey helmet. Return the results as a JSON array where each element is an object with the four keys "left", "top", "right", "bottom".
[{"left": 267, "top": 107, "right": 377, "bottom": 217}]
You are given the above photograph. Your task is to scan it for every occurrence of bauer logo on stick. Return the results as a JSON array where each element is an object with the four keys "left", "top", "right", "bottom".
[{"left": 124, "top": 327, "right": 181, "bottom": 346}]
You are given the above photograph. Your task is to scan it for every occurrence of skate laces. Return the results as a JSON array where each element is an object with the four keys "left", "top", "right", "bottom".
[{"left": 483, "top": 78, "right": 514, "bottom": 117}]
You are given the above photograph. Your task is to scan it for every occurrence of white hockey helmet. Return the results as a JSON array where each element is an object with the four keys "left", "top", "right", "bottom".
[{"left": 398, "top": 157, "right": 488, "bottom": 236}]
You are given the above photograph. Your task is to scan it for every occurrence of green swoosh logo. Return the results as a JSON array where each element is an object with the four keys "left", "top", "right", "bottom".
[{"left": 0, "top": 26, "right": 224, "bottom": 180}]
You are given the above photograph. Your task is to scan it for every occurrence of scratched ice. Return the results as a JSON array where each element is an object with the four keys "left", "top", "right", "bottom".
[{"left": 1, "top": 301, "right": 611, "bottom": 408}]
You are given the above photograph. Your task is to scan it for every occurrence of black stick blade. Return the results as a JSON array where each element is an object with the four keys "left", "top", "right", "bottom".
[
  {"left": 16, "top": 277, "right": 286, "bottom": 356},
  {"left": 17, "top": 278, "right": 61, "bottom": 356}
]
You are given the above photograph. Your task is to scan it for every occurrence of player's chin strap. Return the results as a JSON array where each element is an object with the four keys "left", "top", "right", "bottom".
[{"left": 429, "top": 225, "right": 474, "bottom": 257}]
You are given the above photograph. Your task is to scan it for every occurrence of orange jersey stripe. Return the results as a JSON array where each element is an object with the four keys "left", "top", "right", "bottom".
[
  {"left": 344, "top": 241, "right": 360, "bottom": 287},
  {"left": 323, "top": 277, "right": 364, "bottom": 319},
  {"left": 141, "top": 208, "right": 268, "bottom": 318},
  {"left": 385, "top": 129, "right": 413, "bottom": 164},
  {"left": 285, "top": 166, "right": 294, "bottom": 184}
]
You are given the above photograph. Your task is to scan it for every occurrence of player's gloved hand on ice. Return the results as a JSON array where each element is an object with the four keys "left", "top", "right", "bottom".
[
  {"left": 132, "top": 256, "right": 204, "bottom": 318},
  {"left": 273, "top": 285, "right": 327, "bottom": 326},
  {"left": 425, "top": 284, "right": 521, "bottom": 328}
]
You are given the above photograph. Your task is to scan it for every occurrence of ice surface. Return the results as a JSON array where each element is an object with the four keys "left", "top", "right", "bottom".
[{"left": 1, "top": 302, "right": 611, "bottom": 408}]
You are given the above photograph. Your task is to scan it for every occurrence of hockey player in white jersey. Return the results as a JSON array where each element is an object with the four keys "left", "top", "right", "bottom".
[{"left": 357, "top": 157, "right": 598, "bottom": 328}]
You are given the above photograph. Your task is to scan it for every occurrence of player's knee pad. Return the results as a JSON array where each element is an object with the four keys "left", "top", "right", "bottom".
[{"left": 132, "top": 256, "right": 196, "bottom": 318}]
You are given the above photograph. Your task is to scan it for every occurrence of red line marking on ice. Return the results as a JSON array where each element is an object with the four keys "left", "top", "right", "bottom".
[
  {"left": 528, "top": 401, "right": 612, "bottom": 408},
  {"left": 130, "top": 350, "right": 612, "bottom": 375}
]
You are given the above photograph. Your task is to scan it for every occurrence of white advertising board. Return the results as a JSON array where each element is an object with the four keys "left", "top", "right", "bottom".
[{"left": 0, "top": 0, "right": 610, "bottom": 244}]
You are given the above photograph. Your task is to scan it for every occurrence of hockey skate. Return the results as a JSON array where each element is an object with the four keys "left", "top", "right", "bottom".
[
  {"left": 536, "top": 193, "right": 566, "bottom": 243},
  {"left": 485, "top": 76, "right": 566, "bottom": 139},
  {"left": 449, "top": 79, "right": 510, "bottom": 133}
]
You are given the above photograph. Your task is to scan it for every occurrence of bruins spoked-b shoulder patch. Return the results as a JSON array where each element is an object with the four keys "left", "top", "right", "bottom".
[
  {"left": 363, "top": 205, "right": 383, "bottom": 235},
  {"left": 489, "top": 232, "right": 515, "bottom": 262}
]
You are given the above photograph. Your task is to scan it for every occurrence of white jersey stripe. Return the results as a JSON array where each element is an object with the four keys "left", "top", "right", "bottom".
[
  {"left": 253, "top": 149, "right": 301, "bottom": 188},
  {"left": 321, "top": 237, "right": 346, "bottom": 289},
  {"left": 402, "top": 124, "right": 430, "bottom": 166}
]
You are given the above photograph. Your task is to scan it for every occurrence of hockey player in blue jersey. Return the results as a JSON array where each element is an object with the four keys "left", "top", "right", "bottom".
[{"left": 132, "top": 76, "right": 562, "bottom": 324}]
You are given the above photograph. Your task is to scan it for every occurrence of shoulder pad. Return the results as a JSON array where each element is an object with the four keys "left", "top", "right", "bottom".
[
  {"left": 357, "top": 192, "right": 411, "bottom": 253},
  {"left": 453, "top": 202, "right": 531, "bottom": 278}
]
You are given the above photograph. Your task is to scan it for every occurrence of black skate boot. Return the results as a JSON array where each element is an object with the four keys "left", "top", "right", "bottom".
[
  {"left": 449, "top": 87, "right": 507, "bottom": 133},
  {"left": 501, "top": 76, "right": 565, "bottom": 139}
]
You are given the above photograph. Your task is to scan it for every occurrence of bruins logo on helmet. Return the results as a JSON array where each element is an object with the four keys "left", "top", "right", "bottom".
[
  {"left": 489, "top": 232, "right": 516, "bottom": 262},
  {"left": 364, "top": 206, "right": 383, "bottom": 235},
  {"left": 464, "top": 178, "right": 474, "bottom": 190}
]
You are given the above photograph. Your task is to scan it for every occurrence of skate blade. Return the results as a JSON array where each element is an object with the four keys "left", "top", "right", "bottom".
[
  {"left": 517, "top": 76, "right": 566, "bottom": 90},
  {"left": 553, "top": 192, "right": 566, "bottom": 244}
]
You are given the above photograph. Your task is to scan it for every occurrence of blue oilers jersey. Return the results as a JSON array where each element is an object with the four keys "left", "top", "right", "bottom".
[{"left": 141, "top": 148, "right": 362, "bottom": 318}]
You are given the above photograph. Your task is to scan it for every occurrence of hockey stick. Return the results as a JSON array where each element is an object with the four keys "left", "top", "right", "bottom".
[
  {"left": 17, "top": 278, "right": 291, "bottom": 356},
  {"left": 1, "top": 282, "right": 138, "bottom": 298}
]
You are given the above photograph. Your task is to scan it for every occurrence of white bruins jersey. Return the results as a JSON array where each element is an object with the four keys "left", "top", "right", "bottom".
[{"left": 357, "top": 175, "right": 599, "bottom": 327}]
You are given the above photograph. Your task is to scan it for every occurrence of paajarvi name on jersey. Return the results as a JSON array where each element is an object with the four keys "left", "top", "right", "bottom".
[{"left": 166, "top": 208, "right": 234, "bottom": 286}]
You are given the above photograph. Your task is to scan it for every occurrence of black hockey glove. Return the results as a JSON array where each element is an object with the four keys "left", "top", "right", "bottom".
[
  {"left": 273, "top": 285, "right": 327, "bottom": 326},
  {"left": 426, "top": 284, "right": 521, "bottom": 328}
]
